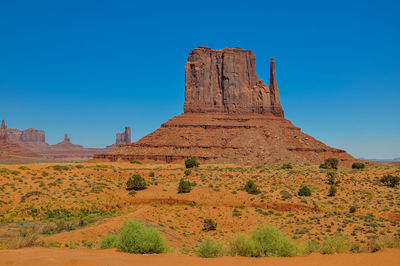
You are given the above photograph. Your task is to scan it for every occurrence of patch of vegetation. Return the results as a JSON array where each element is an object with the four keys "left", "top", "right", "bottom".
[
  {"left": 185, "top": 157, "right": 199, "bottom": 168},
  {"left": 229, "top": 225, "right": 297, "bottom": 257},
  {"left": 102, "top": 220, "right": 166, "bottom": 254},
  {"left": 380, "top": 175, "right": 399, "bottom": 188},
  {"left": 298, "top": 185, "right": 311, "bottom": 197},
  {"left": 184, "top": 169, "right": 192, "bottom": 176},
  {"left": 130, "top": 160, "right": 142, "bottom": 165},
  {"left": 321, "top": 232, "right": 355, "bottom": 254},
  {"left": 126, "top": 174, "right": 147, "bottom": 191},
  {"left": 203, "top": 219, "right": 217, "bottom": 232},
  {"left": 178, "top": 179, "right": 192, "bottom": 193},
  {"left": 352, "top": 162, "right": 365, "bottom": 169},
  {"left": 326, "top": 172, "right": 340, "bottom": 185},
  {"left": 6, "top": 225, "right": 44, "bottom": 249},
  {"left": 196, "top": 238, "right": 222, "bottom": 258},
  {"left": 244, "top": 180, "right": 260, "bottom": 194},
  {"left": 281, "top": 164, "right": 293, "bottom": 169},
  {"left": 324, "top": 158, "right": 339, "bottom": 169},
  {"left": 328, "top": 185, "right": 337, "bottom": 196}
]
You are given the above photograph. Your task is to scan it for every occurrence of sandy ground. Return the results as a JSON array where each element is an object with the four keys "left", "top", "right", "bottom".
[{"left": 0, "top": 248, "right": 400, "bottom": 266}]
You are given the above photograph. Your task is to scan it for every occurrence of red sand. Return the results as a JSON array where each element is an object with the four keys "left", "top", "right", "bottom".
[{"left": 0, "top": 248, "right": 399, "bottom": 266}]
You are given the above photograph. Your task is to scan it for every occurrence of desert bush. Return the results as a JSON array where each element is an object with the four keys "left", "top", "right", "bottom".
[
  {"left": 281, "top": 163, "right": 293, "bottom": 169},
  {"left": 298, "top": 185, "right": 311, "bottom": 197},
  {"left": 7, "top": 225, "right": 44, "bottom": 249},
  {"left": 229, "top": 234, "right": 255, "bottom": 257},
  {"left": 321, "top": 232, "right": 354, "bottom": 254},
  {"left": 326, "top": 172, "right": 340, "bottom": 185},
  {"left": 367, "top": 236, "right": 400, "bottom": 252},
  {"left": 100, "top": 233, "right": 117, "bottom": 249},
  {"left": 349, "top": 206, "right": 357, "bottom": 213},
  {"left": 185, "top": 157, "right": 199, "bottom": 168},
  {"left": 126, "top": 174, "right": 147, "bottom": 191},
  {"left": 130, "top": 160, "right": 142, "bottom": 165},
  {"left": 324, "top": 158, "right": 339, "bottom": 169},
  {"left": 319, "top": 163, "right": 328, "bottom": 169},
  {"left": 203, "top": 219, "right": 217, "bottom": 231},
  {"left": 328, "top": 185, "right": 337, "bottom": 196},
  {"left": 251, "top": 225, "right": 297, "bottom": 257},
  {"left": 178, "top": 179, "right": 192, "bottom": 193},
  {"left": 380, "top": 175, "right": 400, "bottom": 188},
  {"left": 352, "top": 162, "right": 365, "bottom": 169},
  {"left": 184, "top": 169, "right": 192, "bottom": 176},
  {"left": 196, "top": 238, "right": 222, "bottom": 258},
  {"left": 280, "top": 190, "right": 292, "bottom": 200},
  {"left": 245, "top": 180, "right": 260, "bottom": 194},
  {"left": 149, "top": 171, "right": 155, "bottom": 177},
  {"left": 302, "top": 240, "right": 320, "bottom": 255},
  {"left": 114, "top": 220, "right": 166, "bottom": 254}
]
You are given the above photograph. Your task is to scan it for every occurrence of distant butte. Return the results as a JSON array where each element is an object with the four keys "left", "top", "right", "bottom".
[{"left": 94, "top": 47, "right": 355, "bottom": 165}]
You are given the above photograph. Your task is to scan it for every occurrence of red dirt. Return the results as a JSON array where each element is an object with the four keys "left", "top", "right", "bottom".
[{"left": 1, "top": 248, "right": 399, "bottom": 266}]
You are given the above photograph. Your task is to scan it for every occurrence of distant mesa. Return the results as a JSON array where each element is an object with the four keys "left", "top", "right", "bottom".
[
  {"left": 94, "top": 46, "right": 355, "bottom": 165},
  {"left": 0, "top": 121, "right": 116, "bottom": 163}
]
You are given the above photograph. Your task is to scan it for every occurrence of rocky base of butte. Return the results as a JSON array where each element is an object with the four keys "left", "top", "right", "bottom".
[{"left": 95, "top": 47, "right": 354, "bottom": 165}]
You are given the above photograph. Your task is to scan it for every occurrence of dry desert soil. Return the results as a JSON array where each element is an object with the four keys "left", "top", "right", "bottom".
[{"left": 0, "top": 161, "right": 399, "bottom": 265}]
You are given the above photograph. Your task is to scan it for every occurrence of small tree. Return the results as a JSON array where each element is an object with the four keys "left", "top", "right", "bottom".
[
  {"left": 245, "top": 180, "right": 260, "bottom": 194},
  {"left": 352, "top": 162, "right": 365, "bottom": 169},
  {"left": 326, "top": 172, "right": 340, "bottom": 185},
  {"left": 298, "top": 185, "right": 311, "bottom": 196},
  {"left": 328, "top": 185, "right": 337, "bottom": 196},
  {"left": 126, "top": 174, "right": 147, "bottom": 191},
  {"left": 203, "top": 219, "right": 217, "bottom": 231},
  {"left": 325, "top": 158, "right": 339, "bottom": 169},
  {"left": 178, "top": 179, "right": 192, "bottom": 193},
  {"left": 185, "top": 157, "right": 199, "bottom": 168},
  {"left": 380, "top": 175, "right": 400, "bottom": 188}
]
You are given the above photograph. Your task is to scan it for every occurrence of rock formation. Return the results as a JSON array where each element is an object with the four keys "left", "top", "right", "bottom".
[
  {"left": 116, "top": 127, "right": 131, "bottom": 145},
  {"left": 94, "top": 47, "right": 354, "bottom": 165},
  {"left": 0, "top": 120, "right": 40, "bottom": 161},
  {"left": 184, "top": 47, "right": 284, "bottom": 117}
]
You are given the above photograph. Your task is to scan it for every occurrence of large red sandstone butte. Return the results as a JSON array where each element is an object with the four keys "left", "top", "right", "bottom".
[{"left": 97, "top": 47, "right": 354, "bottom": 165}]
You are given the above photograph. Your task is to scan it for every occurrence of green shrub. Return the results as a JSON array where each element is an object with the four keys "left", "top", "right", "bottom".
[
  {"left": 185, "top": 157, "right": 199, "bottom": 168},
  {"left": 298, "top": 185, "right": 311, "bottom": 197},
  {"left": 352, "top": 162, "right": 365, "bottom": 169},
  {"left": 326, "top": 172, "right": 340, "bottom": 185},
  {"left": 184, "top": 169, "right": 192, "bottom": 176},
  {"left": 380, "top": 175, "right": 400, "bottom": 188},
  {"left": 203, "top": 219, "right": 217, "bottom": 232},
  {"left": 280, "top": 190, "right": 292, "bottom": 200},
  {"left": 321, "top": 232, "right": 353, "bottom": 254},
  {"left": 196, "top": 238, "right": 222, "bottom": 258},
  {"left": 100, "top": 233, "right": 117, "bottom": 249},
  {"left": 149, "top": 171, "right": 155, "bottom": 177},
  {"left": 245, "top": 180, "right": 260, "bottom": 194},
  {"left": 319, "top": 163, "right": 328, "bottom": 169},
  {"left": 229, "top": 234, "right": 255, "bottom": 257},
  {"left": 302, "top": 240, "right": 320, "bottom": 255},
  {"left": 130, "top": 160, "right": 142, "bottom": 165},
  {"left": 126, "top": 174, "right": 147, "bottom": 191},
  {"left": 251, "top": 226, "right": 297, "bottom": 257},
  {"left": 367, "top": 236, "right": 400, "bottom": 252},
  {"left": 281, "top": 164, "right": 293, "bottom": 169},
  {"left": 6, "top": 225, "right": 44, "bottom": 249},
  {"left": 349, "top": 206, "right": 357, "bottom": 213},
  {"left": 328, "top": 185, "right": 337, "bottom": 196},
  {"left": 178, "top": 179, "right": 192, "bottom": 193},
  {"left": 115, "top": 220, "right": 166, "bottom": 254},
  {"left": 324, "top": 158, "right": 339, "bottom": 169}
]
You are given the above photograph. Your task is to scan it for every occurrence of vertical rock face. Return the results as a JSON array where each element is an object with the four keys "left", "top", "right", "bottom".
[
  {"left": 0, "top": 120, "right": 7, "bottom": 142},
  {"left": 116, "top": 126, "right": 131, "bottom": 145},
  {"left": 20, "top": 128, "right": 46, "bottom": 142},
  {"left": 184, "top": 47, "right": 284, "bottom": 117}
]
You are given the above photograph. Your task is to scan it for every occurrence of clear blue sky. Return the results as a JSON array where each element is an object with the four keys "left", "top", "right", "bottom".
[{"left": 1, "top": 0, "right": 399, "bottom": 159}]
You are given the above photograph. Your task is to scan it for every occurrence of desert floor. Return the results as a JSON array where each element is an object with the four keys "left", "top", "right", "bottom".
[
  {"left": 1, "top": 247, "right": 400, "bottom": 266},
  {"left": 0, "top": 161, "right": 399, "bottom": 263}
]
